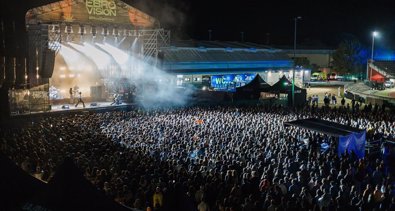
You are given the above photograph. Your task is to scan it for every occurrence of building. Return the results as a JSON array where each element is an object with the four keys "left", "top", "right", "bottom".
[
  {"left": 367, "top": 60, "right": 395, "bottom": 82},
  {"left": 161, "top": 40, "right": 311, "bottom": 91}
]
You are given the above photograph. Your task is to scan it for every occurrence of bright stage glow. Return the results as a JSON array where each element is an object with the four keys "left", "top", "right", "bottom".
[
  {"left": 59, "top": 44, "right": 93, "bottom": 72},
  {"left": 96, "top": 43, "right": 129, "bottom": 65},
  {"left": 69, "top": 42, "right": 111, "bottom": 71}
]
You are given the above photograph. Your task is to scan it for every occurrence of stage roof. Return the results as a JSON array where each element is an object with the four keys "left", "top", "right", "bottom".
[
  {"left": 161, "top": 41, "right": 292, "bottom": 72},
  {"left": 284, "top": 118, "right": 364, "bottom": 137},
  {"left": 171, "top": 40, "right": 277, "bottom": 50},
  {"left": 26, "top": 0, "right": 158, "bottom": 28},
  {"left": 162, "top": 48, "right": 289, "bottom": 62}
]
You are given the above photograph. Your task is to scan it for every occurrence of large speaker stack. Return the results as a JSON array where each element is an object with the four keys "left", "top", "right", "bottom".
[{"left": 27, "top": 24, "right": 55, "bottom": 86}]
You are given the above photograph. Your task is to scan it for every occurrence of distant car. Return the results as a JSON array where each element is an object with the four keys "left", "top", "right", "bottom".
[
  {"left": 384, "top": 81, "right": 394, "bottom": 88},
  {"left": 335, "top": 75, "right": 344, "bottom": 81},
  {"left": 310, "top": 75, "right": 318, "bottom": 81}
]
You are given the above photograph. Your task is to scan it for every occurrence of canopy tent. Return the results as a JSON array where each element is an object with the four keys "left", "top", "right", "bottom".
[
  {"left": 234, "top": 74, "right": 271, "bottom": 100},
  {"left": 268, "top": 75, "right": 303, "bottom": 93},
  {"left": 266, "top": 75, "right": 307, "bottom": 106},
  {"left": 284, "top": 118, "right": 366, "bottom": 158},
  {"left": 236, "top": 74, "right": 271, "bottom": 92},
  {"left": 370, "top": 73, "right": 385, "bottom": 83}
]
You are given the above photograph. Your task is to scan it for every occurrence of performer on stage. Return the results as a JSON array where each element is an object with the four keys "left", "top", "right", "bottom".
[
  {"left": 110, "top": 93, "right": 118, "bottom": 105},
  {"left": 69, "top": 88, "right": 74, "bottom": 104},
  {"left": 110, "top": 93, "right": 120, "bottom": 105},
  {"left": 75, "top": 92, "right": 85, "bottom": 108}
]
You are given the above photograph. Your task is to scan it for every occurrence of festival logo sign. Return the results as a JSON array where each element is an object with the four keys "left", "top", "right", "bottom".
[
  {"left": 211, "top": 74, "right": 256, "bottom": 91},
  {"left": 63, "top": 0, "right": 74, "bottom": 22},
  {"left": 85, "top": 0, "right": 117, "bottom": 21}
]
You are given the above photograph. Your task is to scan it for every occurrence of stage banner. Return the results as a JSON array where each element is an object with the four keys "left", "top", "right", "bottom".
[
  {"left": 338, "top": 134, "right": 353, "bottom": 157},
  {"left": 353, "top": 131, "right": 366, "bottom": 159},
  {"left": 211, "top": 74, "right": 256, "bottom": 92},
  {"left": 26, "top": 0, "right": 157, "bottom": 27},
  {"left": 338, "top": 131, "right": 366, "bottom": 159}
]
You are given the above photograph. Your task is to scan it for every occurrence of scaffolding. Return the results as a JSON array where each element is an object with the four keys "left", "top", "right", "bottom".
[{"left": 140, "top": 28, "right": 171, "bottom": 62}]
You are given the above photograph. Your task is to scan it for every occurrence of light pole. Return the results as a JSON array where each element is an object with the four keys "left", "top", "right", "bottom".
[
  {"left": 371, "top": 31, "right": 378, "bottom": 60},
  {"left": 368, "top": 31, "right": 378, "bottom": 80},
  {"left": 292, "top": 16, "right": 301, "bottom": 107}
]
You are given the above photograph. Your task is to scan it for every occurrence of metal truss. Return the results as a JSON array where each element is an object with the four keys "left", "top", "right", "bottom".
[
  {"left": 45, "top": 24, "right": 170, "bottom": 62},
  {"left": 47, "top": 24, "right": 62, "bottom": 53},
  {"left": 139, "top": 29, "right": 170, "bottom": 62}
]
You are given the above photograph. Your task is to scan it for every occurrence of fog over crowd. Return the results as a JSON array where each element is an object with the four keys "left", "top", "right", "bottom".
[{"left": 1, "top": 105, "right": 395, "bottom": 211}]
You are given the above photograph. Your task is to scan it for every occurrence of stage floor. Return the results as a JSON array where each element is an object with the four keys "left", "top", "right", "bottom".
[
  {"left": 51, "top": 101, "right": 127, "bottom": 111},
  {"left": 12, "top": 101, "right": 135, "bottom": 118}
]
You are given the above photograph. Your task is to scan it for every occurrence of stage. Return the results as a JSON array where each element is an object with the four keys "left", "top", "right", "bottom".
[{"left": 12, "top": 101, "right": 135, "bottom": 118}]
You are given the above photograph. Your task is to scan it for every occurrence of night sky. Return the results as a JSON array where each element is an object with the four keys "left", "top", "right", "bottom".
[
  {"left": 129, "top": 0, "right": 395, "bottom": 49},
  {"left": 2, "top": 0, "right": 395, "bottom": 49}
]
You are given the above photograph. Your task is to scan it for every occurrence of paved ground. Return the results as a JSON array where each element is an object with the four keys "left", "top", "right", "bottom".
[
  {"left": 373, "top": 87, "right": 395, "bottom": 98},
  {"left": 306, "top": 86, "right": 352, "bottom": 107}
]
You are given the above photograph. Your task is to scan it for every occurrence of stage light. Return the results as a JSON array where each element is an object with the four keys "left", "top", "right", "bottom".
[
  {"left": 55, "top": 25, "right": 60, "bottom": 34},
  {"left": 113, "top": 27, "right": 118, "bottom": 36},
  {"left": 102, "top": 27, "right": 109, "bottom": 36},
  {"left": 60, "top": 74, "right": 66, "bottom": 78},
  {"left": 91, "top": 26, "right": 97, "bottom": 36},
  {"left": 65, "top": 25, "right": 73, "bottom": 34},
  {"left": 79, "top": 25, "right": 86, "bottom": 35}
]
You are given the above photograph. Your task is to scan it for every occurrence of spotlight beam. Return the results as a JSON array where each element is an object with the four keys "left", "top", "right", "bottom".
[
  {"left": 69, "top": 42, "right": 113, "bottom": 71},
  {"left": 96, "top": 43, "right": 129, "bottom": 65}
]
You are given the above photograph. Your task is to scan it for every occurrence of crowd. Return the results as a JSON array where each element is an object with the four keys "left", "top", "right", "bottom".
[{"left": 1, "top": 105, "right": 395, "bottom": 211}]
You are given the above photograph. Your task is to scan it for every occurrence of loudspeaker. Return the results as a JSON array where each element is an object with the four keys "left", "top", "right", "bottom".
[{"left": 41, "top": 49, "right": 55, "bottom": 78}]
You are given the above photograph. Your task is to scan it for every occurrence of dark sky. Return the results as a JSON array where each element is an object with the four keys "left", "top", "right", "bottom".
[
  {"left": 129, "top": 0, "right": 395, "bottom": 48},
  {"left": 2, "top": 0, "right": 395, "bottom": 48}
]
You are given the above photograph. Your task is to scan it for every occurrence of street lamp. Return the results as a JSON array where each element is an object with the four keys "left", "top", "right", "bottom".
[
  {"left": 367, "top": 31, "right": 379, "bottom": 80},
  {"left": 292, "top": 16, "right": 302, "bottom": 107},
  {"left": 371, "top": 31, "right": 378, "bottom": 60}
]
